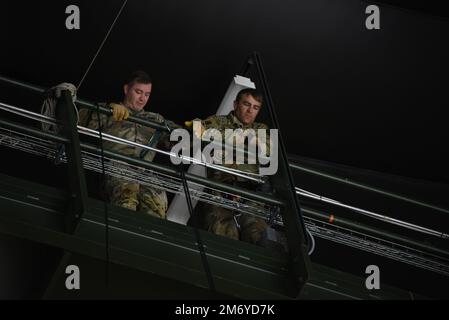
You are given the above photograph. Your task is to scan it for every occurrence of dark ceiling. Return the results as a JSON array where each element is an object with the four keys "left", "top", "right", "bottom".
[
  {"left": 1, "top": 0, "right": 448, "bottom": 184},
  {"left": 373, "top": 0, "right": 449, "bottom": 18}
]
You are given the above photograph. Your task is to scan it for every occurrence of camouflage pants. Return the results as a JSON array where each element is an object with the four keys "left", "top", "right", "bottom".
[
  {"left": 201, "top": 203, "right": 268, "bottom": 244},
  {"left": 106, "top": 177, "right": 167, "bottom": 219}
]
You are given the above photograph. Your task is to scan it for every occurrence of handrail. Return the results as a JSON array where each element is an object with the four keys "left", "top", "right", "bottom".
[
  {"left": 289, "top": 161, "right": 449, "bottom": 215},
  {"left": 2, "top": 74, "right": 448, "bottom": 226},
  {"left": 0, "top": 117, "right": 285, "bottom": 208},
  {"left": 0, "top": 74, "right": 170, "bottom": 132}
]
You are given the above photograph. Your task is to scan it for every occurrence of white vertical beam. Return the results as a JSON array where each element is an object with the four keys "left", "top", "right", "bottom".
[{"left": 166, "top": 75, "right": 255, "bottom": 224}]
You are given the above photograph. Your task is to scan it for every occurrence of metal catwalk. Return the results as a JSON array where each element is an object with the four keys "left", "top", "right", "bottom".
[{"left": 1, "top": 74, "right": 449, "bottom": 298}]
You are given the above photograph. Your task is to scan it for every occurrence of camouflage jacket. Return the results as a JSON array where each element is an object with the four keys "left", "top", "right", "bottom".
[
  {"left": 201, "top": 111, "right": 270, "bottom": 185},
  {"left": 78, "top": 103, "right": 166, "bottom": 162}
]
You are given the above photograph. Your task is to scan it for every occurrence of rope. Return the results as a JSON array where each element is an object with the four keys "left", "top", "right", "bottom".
[
  {"left": 179, "top": 165, "right": 216, "bottom": 293},
  {"left": 72, "top": 0, "right": 128, "bottom": 288},
  {"left": 77, "top": 0, "right": 129, "bottom": 91}
]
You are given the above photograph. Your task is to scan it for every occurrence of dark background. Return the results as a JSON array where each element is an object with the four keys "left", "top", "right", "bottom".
[
  {"left": 1, "top": 0, "right": 448, "bottom": 299},
  {"left": 1, "top": 0, "right": 448, "bottom": 184}
]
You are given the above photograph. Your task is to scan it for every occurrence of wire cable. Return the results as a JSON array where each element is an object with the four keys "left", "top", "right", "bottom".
[
  {"left": 77, "top": 0, "right": 128, "bottom": 91},
  {"left": 306, "top": 227, "right": 315, "bottom": 255},
  {"left": 179, "top": 164, "right": 216, "bottom": 293}
]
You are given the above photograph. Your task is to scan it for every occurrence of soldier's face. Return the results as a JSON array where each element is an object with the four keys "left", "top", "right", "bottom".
[
  {"left": 233, "top": 94, "right": 262, "bottom": 125},
  {"left": 123, "top": 82, "right": 152, "bottom": 111}
]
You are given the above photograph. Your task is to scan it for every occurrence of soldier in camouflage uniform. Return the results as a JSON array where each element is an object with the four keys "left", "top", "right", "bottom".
[
  {"left": 78, "top": 71, "right": 168, "bottom": 219},
  {"left": 196, "top": 88, "right": 272, "bottom": 245}
]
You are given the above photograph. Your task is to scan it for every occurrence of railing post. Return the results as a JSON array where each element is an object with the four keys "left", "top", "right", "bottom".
[
  {"left": 56, "top": 90, "right": 88, "bottom": 233},
  {"left": 252, "top": 52, "right": 311, "bottom": 297}
]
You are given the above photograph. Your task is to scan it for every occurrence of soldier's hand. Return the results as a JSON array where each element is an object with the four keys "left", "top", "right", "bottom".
[{"left": 110, "top": 103, "right": 129, "bottom": 121}]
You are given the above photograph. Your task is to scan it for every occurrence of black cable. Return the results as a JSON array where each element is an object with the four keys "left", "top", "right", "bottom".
[
  {"left": 252, "top": 51, "right": 309, "bottom": 245},
  {"left": 178, "top": 164, "right": 216, "bottom": 293},
  {"left": 95, "top": 104, "right": 109, "bottom": 289},
  {"left": 239, "top": 54, "right": 254, "bottom": 77}
]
